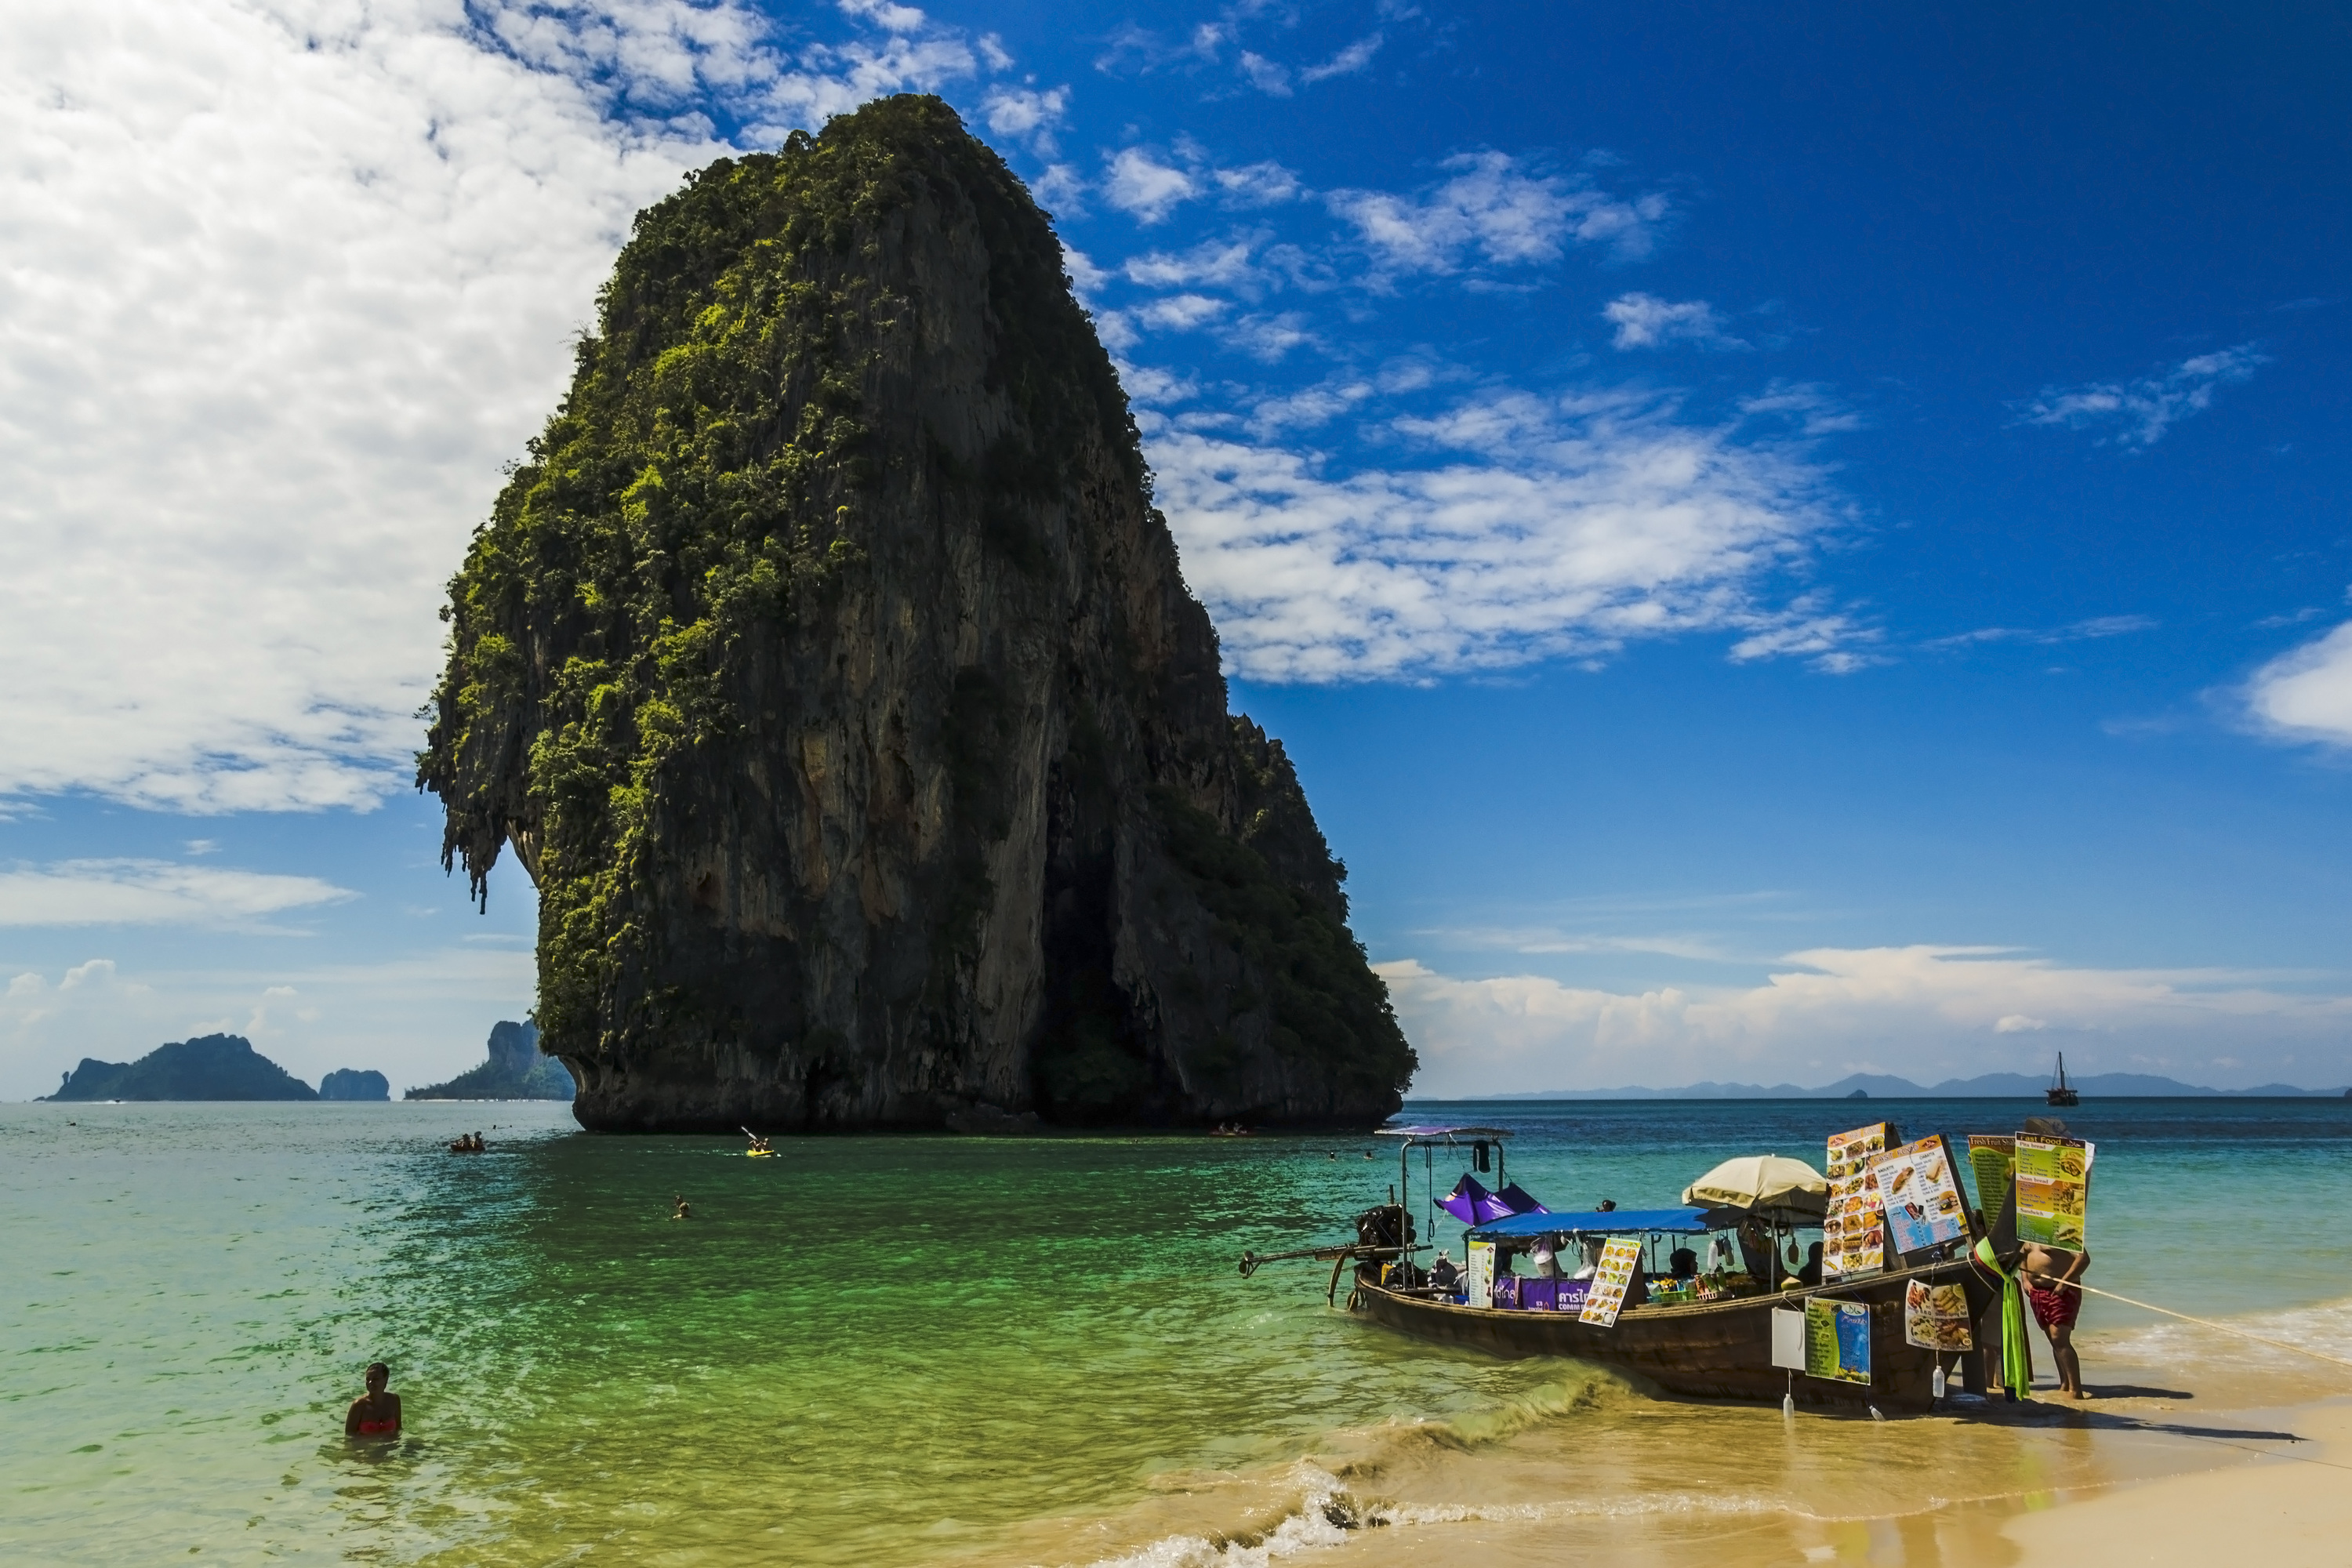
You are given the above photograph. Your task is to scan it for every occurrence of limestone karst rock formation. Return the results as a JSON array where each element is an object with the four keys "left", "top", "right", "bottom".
[{"left": 418, "top": 96, "right": 1416, "bottom": 1131}]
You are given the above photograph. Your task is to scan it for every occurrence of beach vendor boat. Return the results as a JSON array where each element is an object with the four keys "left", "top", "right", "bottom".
[{"left": 1254, "top": 1123, "right": 2009, "bottom": 1414}]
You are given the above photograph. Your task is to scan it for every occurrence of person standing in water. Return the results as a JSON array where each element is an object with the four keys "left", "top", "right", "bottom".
[
  {"left": 345, "top": 1362, "right": 401, "bottom": 1439},
  {"left": 2023, "top": 1236, "right": 2091, "bottom": 1398},
  {"left": 672, "top": 1195, "right": 691, "bottom": 1220}
]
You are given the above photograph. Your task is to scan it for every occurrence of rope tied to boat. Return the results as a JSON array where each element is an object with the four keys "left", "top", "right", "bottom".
[{"left": 2034, "top": 1276, "right": 2352, "bottom": 1374}]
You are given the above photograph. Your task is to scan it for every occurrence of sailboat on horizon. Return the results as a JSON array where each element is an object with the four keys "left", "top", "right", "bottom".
[{"left": 2045, "top": 1052, "right": 2080, "bottom": 1108}]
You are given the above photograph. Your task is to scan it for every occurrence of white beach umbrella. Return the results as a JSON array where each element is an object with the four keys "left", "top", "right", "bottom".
[{"left": 1682, "top": 1154, "right": 1829, "bottom": 1222}]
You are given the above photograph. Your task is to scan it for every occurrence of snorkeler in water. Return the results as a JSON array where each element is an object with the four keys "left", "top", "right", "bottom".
[{"left": 345, "top": 1362, "right": 401, "bottom": 1439}]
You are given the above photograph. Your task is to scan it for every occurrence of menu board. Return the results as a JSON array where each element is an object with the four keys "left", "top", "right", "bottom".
[
  {"left": 1904, "top": 1279, "right": 1975, "bottom": 1352},
  {"left": 1871, "top": 1134, "right": 1969, "bottom": 1258},
  {"left": 1579, "top": 1237, "right": 1646, "bottom": 1327},
  {"left": 1804, "top": 1297, "right": 1872, "bottom": 1385},
  {"left": 1965, "top": 1135, "right": 2016, "bottom": 1229},
  {"left": 1822, "top": 1122, "right": 1896, "bottom": 1280},
  {"left": 2014, "top": 1135, "right": 2092, "bottom": 1250},
  {"left": 1466, "top": 1240, "right": 1496, "bottom": 1308}
]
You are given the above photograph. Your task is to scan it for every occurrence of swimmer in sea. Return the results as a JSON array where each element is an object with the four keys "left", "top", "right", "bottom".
[
  {"left": 672, "top": 1194, "right": 691, "bottom": 1220},
  {"left": 345, "top": 1362, "right": 401, "bottom": 1439}
]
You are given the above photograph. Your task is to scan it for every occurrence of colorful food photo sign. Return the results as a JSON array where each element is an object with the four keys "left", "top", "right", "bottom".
[
  {"left": 1965, "top": 1135, "right": 2016, "bottom": 1233},
  {"left": 2014, "top": 1134, "right": 2092, "bottom": 1250},
  {"left": 1871, "top": 1134, "right": 1970, "bottom": 1260},
  {"left": 1465, "top": 1240, "right": 1496, "bottom": 1308},
  {"left": 1804, "top": 1297, "right": 1872, "bottom": 1385},
  {"left": 1579, "top": 1237, "right": 1646, "bottom": 1327},
  {"left": 1904, "top": 1279, "right": 1975, "bottom": 1352},
  {"left": 1822, "top": 1122, "right": 1896, "bottom": 1280}
]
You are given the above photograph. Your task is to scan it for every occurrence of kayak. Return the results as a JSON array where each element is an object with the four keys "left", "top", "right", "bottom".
[{"left": 746, "top": 1149, "right": 777, "bottom": 1157}]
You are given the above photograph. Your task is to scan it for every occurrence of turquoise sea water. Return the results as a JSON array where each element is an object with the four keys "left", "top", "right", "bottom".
[{"left": 5, "top": 1096, "right": 2350, "bottom": 1566}]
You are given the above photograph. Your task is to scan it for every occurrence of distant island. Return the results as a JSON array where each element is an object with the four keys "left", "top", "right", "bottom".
[
  {"left": 44, "top": 1034, "right": 320, "bottom": 1101},
  {"left": 319, "top": 1068, "right": 390, "bottom": 1102},
  {"left": 1490, "top": 1069, "right": 2349, "bottom": 1099},
  {"left": 405, "top": 1020, "right": 575, "bottom": 1101}
]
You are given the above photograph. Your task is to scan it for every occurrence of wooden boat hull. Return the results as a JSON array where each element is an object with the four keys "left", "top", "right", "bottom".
[{"left": 1351, "top": 1258, "right": 1996, "bottom": 1412}]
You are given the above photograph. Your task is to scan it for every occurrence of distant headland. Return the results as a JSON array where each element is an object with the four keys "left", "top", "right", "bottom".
[
  {"left": 1488, "top": 1069, "right": 2350, "bottom": 1099},
  {"left": 405, "top": 1020, "right": 575, "bottom": 1102},
  {"left": 43, "top": 1034, "right": 338, "bottom": 1102}
]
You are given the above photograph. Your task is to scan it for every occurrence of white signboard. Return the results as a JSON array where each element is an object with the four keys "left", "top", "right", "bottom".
[{"left": 1466, "top": 1240, "right": 1495, "bottom": 1309}]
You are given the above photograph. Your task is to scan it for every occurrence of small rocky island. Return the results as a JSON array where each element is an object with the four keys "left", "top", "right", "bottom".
[
  {"left": 419, "top": 95, "right": 1417, "bottom": 1131},
  {"left": 45, "top": 1034, "right": 321, "bottom": 1101},
  {"left": 406, "top": 1021, "right": 576, "bottom": 1101},
  {"left": 319, "top": 1068, "right": 391, "bottom": 1101}
]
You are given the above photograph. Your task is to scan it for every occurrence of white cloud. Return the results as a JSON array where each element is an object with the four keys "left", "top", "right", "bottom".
[
  {"left": 1124, "top": 236, "right": 1262, "bottom": 292},
  {"left": 1604, "top": 292, "right": 1744, "bottom": 350},
  {"left": 0, "top": 0, "right": 992, "bottom": 815},
  {"left": 1135, "top": 293, "right": 1229, "bottom": 332},
  {"left": 1237, "top": 51, "right": 1290, "bottom": 96},
  {"left": 1213, "top": 161, "right": 1304, "bottom": 207},
  {"left": 2016, "top": 343, "right": 2267, "bottom": 448},
  {"left": 1382, "top": 946, "right": 2352, "bottom": 1096},
  {"left": 1300, "top": 33, "right": 1384, "bottom": 85},
  {"left": 2247, "top": 620, "right": 2352, "bottom": 745},
  {"left": 1148, "top": 387, "right": 1850, "bottom": 681},
  {"left": 837, "top": 0, "right": 928, "bottom": 35},
  {"left": 1030, "top": 162, "right": 1087, "bottom": 215},
  {"left": 980, "top": 82, "right": 1067, "bottom": 152},
  {"left": 0, "top": 859, "right": 355, "bottom": 930},
  {"left": 1330, "top": 151, "right": 1669, "bottom": 276},
  {"left": 1221, "top": 312, "right": 1316, "bottom": 362},
  {"left": 1104, "top": 147, "right": 1200, "bottom": 223},
  {"left": 1061, "top": 245, "right": 1109, "bottom": 300}
]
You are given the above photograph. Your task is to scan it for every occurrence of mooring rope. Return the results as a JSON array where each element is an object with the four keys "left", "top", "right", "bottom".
[{"left": 2040, "top": 1276, "right": 2352, "bottom": 1374}]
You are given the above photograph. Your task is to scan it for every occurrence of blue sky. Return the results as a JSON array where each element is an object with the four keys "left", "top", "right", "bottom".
[{"left": 3, "top": 0, "right": 2348, "bottom": 1098}]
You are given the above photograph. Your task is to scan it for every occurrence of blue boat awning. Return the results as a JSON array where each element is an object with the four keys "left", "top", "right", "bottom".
[{"left": 1468, "top": 1206, "right": 1714, "bottom": 1240}]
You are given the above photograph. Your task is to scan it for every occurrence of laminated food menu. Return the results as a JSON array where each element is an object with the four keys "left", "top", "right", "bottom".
[
  {"left": 1965, "top": 1135, "right": 2016, "bottom": 1230},
  {"left": 1904, "top": 1279, "right": 1975, "bottom": 1352},
  {"left": 1871, "top": 1134, "right": 1969, "bottom": 1258},
  {"left": 1578, "top": 1237, "right": 1646, "bottom": 1327},
  {"left": 1804, "top": 1297, "right": 1872, "bottom": 1385},
  {"left": 1822, "top": 1122, "right": 1895, "bottom": 1280},
  {"left": 2014, "top": 1134, "right": 2093, "bottom": 1250}
]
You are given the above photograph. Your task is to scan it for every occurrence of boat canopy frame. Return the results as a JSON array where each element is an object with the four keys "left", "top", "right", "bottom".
[{"left": 1377, "top": 1124, "right": 1515, "bottom": 1266}]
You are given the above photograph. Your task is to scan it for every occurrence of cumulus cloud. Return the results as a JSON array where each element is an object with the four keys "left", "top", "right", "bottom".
[
  {"left": 0, "top": 0, "right": 993, "bottom": 815},
  {"left": 1236, "top": 51, "right": 1290, "bottom": 96},
  {"left": 1146, "top": 387, "right": 1853, "bottom": 681},
  {"left": 979, "top": 82, "right": 1067, "bottom": 152},
  {"left": 2247, "top": 620, "right": 2352, "bottom": 745},
  {"left": 1124, "top": 236, "right": 1263, "bottom": 292},
  {"left": 1329, "top": 151, "right": 1669, "bottom": 276},
  {"left": 2016, "top": 343, "right": 2268, "bottom": 448},
  {"left": 1103, "top": 146, "right": 1200, "bottom": 223},
  {"left": 0, "top": 859, "right": 354, "bottom": 930},
  {"left": 1382, "top": 946, "right": 2352, "bottom": 1096},
  {"left": 1604, "top": 292, "right": 1744, "bottom": 350}
]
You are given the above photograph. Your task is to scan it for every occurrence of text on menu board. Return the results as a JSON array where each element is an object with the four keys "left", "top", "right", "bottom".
[
  {"left": 1822, "top": 1122, "right": 1896, "bottom": 1280},
  {"left": 1579, "top": 1237, "right": 1646, "bottom": 1327},
  {"left": 1871, "top": 1134, "right": 1969, "bottom": 1258},
  {"left": 2014, "top": 1134, "right": 2092, "bottom": 1250},
  {"left": 1965, "top": 1135, "right": 2016, "bottom": 1232},
  {"left": 1804, "top": 1297, "right": 1872, "bottom": 1385}
]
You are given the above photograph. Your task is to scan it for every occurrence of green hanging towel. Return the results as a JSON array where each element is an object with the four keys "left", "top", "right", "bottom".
[{"left": 1974, "top": 1237, "right": 2034, "bottom": 1399}]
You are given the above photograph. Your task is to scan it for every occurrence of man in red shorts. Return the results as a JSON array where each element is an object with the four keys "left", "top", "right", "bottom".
[{"left": 2023, "top": 1236, "right": 2091, "bottom": 1399}]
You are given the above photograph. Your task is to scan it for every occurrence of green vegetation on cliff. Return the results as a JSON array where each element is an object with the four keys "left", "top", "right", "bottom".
[{"left": 44, "top": 1036, "right": 318, "bottom": 1102}]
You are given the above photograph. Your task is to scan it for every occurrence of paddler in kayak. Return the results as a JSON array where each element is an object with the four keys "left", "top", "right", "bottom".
[{"left": 345, "top": 1362, "right": 401, "bottom": 1439}]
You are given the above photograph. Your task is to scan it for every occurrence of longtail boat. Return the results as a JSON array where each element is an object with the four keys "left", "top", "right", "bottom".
[{"left": 1250, "top": 1123, "right": 2010, "bottom": 1413}]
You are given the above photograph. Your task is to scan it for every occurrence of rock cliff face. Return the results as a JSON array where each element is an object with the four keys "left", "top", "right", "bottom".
[
  {"left": 419, "top": 96, "right": 1416, "bottom": 1132},
  {"left": 319, "top": 1068, "right": 391, "bottom": 1101}
]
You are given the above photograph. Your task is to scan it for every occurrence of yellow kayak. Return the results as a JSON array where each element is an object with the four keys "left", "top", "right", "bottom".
[{"left": 746, "top": 1149, "right": 777, "bottom": 1157}]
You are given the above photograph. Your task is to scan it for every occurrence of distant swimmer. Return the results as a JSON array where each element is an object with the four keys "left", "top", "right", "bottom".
[
  {"left": 345, "top": 1362, "right": 401, "bottom": 1439},
  {"left": 672, "top": 1195, "right": 692, "bottom": 1220}
]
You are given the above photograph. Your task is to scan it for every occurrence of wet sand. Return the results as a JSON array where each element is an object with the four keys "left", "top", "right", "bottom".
[{"left": 983, "top": 1316, "right": 2352, "bottom": 1567}]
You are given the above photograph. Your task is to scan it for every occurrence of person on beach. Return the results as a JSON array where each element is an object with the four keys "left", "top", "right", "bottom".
[
  {"left": 2024, "top": 1236, "right": 2091, "bottom": 1398},
  {"left": 345, "top": 1362, "right": 401, "bottom": 1439}
]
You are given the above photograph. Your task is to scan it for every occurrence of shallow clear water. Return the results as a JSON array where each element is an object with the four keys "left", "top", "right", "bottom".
[{"left": 5, "top": 1096, "right": 2349, "bottom": 1565}]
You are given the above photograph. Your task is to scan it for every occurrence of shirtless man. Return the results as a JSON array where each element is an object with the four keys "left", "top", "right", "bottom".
[
  {"left": 2023, "top": 1238, "right": 2092, "bottom": 1399},
  {"left": 345, "top": 1362, "right": 401, "bottom": 1439}
]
